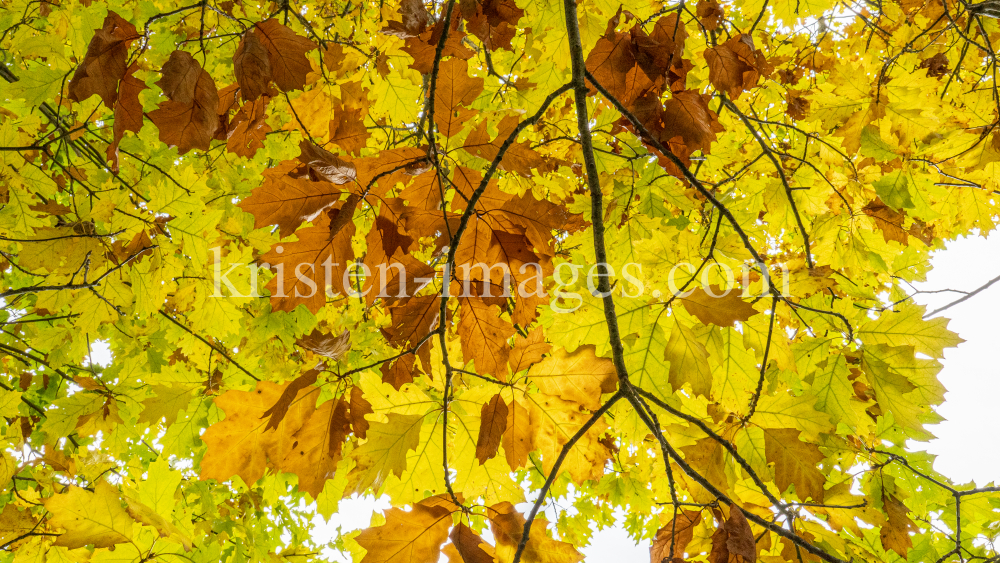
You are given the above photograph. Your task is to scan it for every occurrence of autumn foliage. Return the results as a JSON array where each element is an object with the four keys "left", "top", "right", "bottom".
[{"left": 2, "top": 0, "right": 1000, "bottom": 562}]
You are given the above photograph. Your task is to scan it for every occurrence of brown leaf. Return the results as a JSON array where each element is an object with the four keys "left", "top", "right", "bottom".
[
  {"left": 349, "top": 386, "right": 373, "bottom": 440},
  {"left": 919, "top": 52, "right": 949, "bottom": 78},
  {"left": 680, "top": 286, "right": 758, "bottom": 327},
  {"left": 475, "top": 394, "right": 508, "bottom": 463},
  {"left": 106, "top": 63, "right": 147, "bottom": 171},
  {"left": 403, "top": 25, "right": 474, "bottom": 74},
  {"left": 297, "top": 328, "right": 351, "bottom": 359},
  {"left": 696, "top": 0, "right": 724, "bottom": 30},
  {"left": 502, "top": 398, "right": 532, "bottom": 470},
  {"left": 464, "top": 0, "right": 524, "bottom": 51},
  {"left": 157, "top": 50, "right": 203, "bottom": 105},
  {"left": 355, "top": 500, "right": 452, "bottom": 563},
  {"left": 786, "top": 89, "right": 810, "bottom": 120},
  {"left": 724, "top": 504, "right": 756, "bottom": 561},
  {"left": 233, "top": 29, "right": 272, "bottom": 101},
  {"left": 383, "top": 0, "right": 431, "bottom": 38},
  {"left": 68, "top": 11, "right": 139, "bottom": 107},
  {"left": 704, "top": 35, "right": 772, "bottom": 99},
  {"left": 253, "top": 19, "right": 316, "bottom": 92},
  {"left": 298, "top": 140, "right": 358, "bottom": 184},
  {"left": 585, "top": 18, "right": 646, "bottom": 108},
  {"left": 863, "top": 198, "right": 909, "bottom": 245},
  {"left": 383, "top": 294, "right": 442, "bottom": 348},
  {"left": 660, "top": 90, "right": 722, "bottom": 158},
  {"left": 445, "top": 522, "right": 496, "bottom": 563},
  {"left": 226, "top": 96, "right": 272, "bottom": 157},
  {"left": 148, "top": 52, "right": 219, "bottom": 154},
  {"left": 329, "top": 101, "right": 371, "bottom": 155}
]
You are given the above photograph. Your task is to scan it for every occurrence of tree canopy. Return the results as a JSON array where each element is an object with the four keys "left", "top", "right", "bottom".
[{"left": 1, "top": 0, "right": 999, "bottom": 562}]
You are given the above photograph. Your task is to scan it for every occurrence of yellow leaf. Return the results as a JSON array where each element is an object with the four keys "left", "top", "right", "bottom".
[
  {"left": 44, "top": 482, "right": 136, "bottom": 549},
  {"left": 527, "top": 345, "right": 618, "bottom": 410}
]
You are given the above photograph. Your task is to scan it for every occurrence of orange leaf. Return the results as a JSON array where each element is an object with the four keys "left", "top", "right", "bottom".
[
  {"left": 433, "top": 58, "right": 483, "bottom": 138},
  {"left": 502, "top": 398, "right": 532, "bottom": 470},
  {"left": 488, "top": 502, "right": 583, "bottom": 563},
  {"left": 528, "top": 345, "right": 618, "bottom": 411},
  {"left": 650, "top": 510, "right": 701, "bottom": 563},
  {"left": 238, "top": 160, "right": 342, "bottom": 237},
  {"left": 508, "top": 326, "right": 551, "bottom": 374},
  {"left": 261, "top": 206, "right": 355, "bottom": 313}
]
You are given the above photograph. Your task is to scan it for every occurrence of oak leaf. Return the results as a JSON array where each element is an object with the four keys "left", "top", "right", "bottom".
[
  {"left": 253, "top": 19, "right": 317, "bottom": 92},
  {"left": 489, "top": 501, "right": 583, "bottom": 563},
  {"left": 148, "top": 51, "right": 220, "bottom": 154},
  {"left": 68, "top": 11, "right": 138, "bottom": 107},
  {"left": 463, "top": 115, "right": 548, "bottom": 176},
  {"left": 457, "top": 296, "right": 517, "bottom": 378},
  {"left": 238, "top": 159, "right": 342, "bottom": 237},
  {"left": 880, "top": 492, "right": 916, "bottom": 557},
  {"left": 298, "top": 140, "right": 358, "bottom": 185},
  {"left": 445, "top": 522, "right": 497, "bottom": 563},
  {"left": 527, "top": 345, "right": 618, "bottom": 410},
  {"left": 475, "top": 394, "right": 508, "bottom": 463},
  {"left": 297, "top": 328, "right": 351, "bottom": 359},
  {"left": 508, "top": 326, "right": 551, "bottom": 373},
  {"left": 233, "top": 29, "right": 272, "bottom": 101},
  {"left": 355, "top": 497, "right": 453, "bottom": 563},
  {"left": 650, "top": 510, "right": 701, "bottom": 563},
  {"left": 261, "top": 205, "right": 355, "bottom": 313},
  {"left": 664, "top": 316, "right": 713, "bottom": 397},
  {"left": 44, "top": 481, "right": 136, "bottom": 549},
  {"left": 502, "top": 398, "right": 532, "bottom": 470},
  {"left": 350, "top": 386, "right": 374, "bottom": 440},
  {"left": 680, "top": 286, "right": 758, "bottom": 327},
  {"left": 347, "top": 413, "right": 423, "bottom": 494},
  {"left": 704, "top": 35, "right": 771, "bottom": 99},
  {"left": 763, "top": 428, "right": 826, "bottom": 502},
  {"left": 106, "top": 63, "right": 147, "bottom": 171},
  {"left": 200, "top": 381, "right": 319, "bottom": 487}
]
